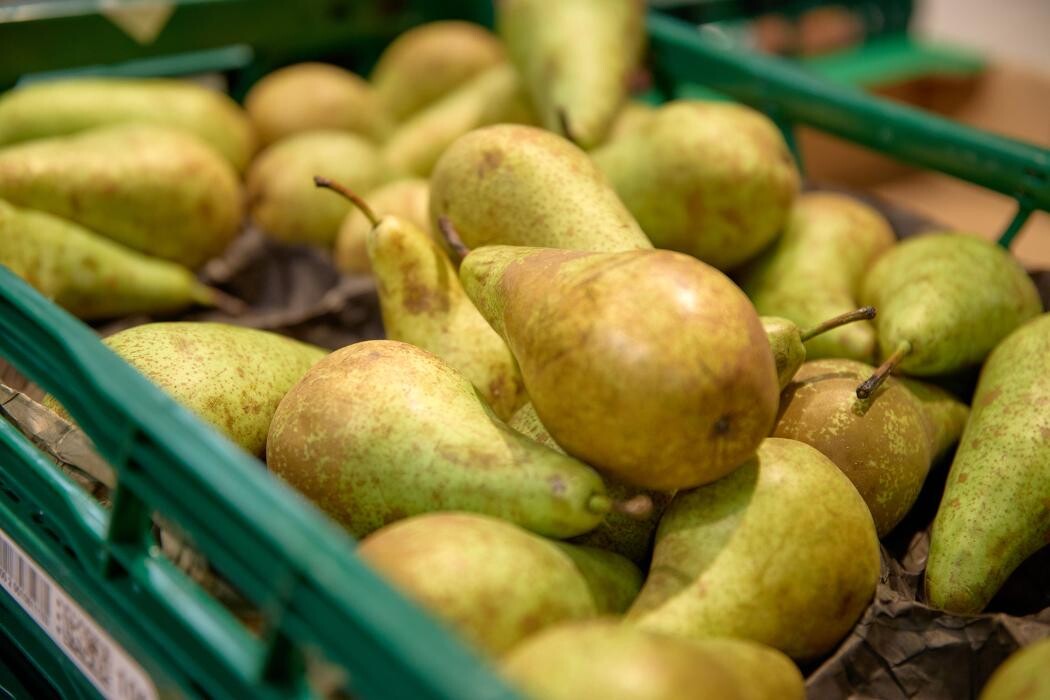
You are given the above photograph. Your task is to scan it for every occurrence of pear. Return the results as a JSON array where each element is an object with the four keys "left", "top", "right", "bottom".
[
  {"left": 267, "top": 340, "right": 614, "bottom": 539},
  {"left": 244, "top": 63, "right": 386, "bottom": 145},
  {"left": 382, "top": 63, "right": 535, "bottom": 179},
  {"left": 503, "top": 621, "right": 805, "bottom": 700},
  {"left": 773, "top": 359, "right": 935, "bottom": 536},
  {"left": 592, "top": 100, "right": 800, "bottom": 270},
  {"left": 317, "top": 178, "right": 525, "bottom": 419},
  {"left": 762, "top": 307, "right": 876, "bottom": 389},
  {"left": 926, "top": 313, "right": 1050, "bottom": 614},
  {"left": 509, "top": 402, "right": 670, "bottom": 566},
  {"left": 0, "top": 200, "right": 222, "bottom": 319},
  {"left": 246, "top": 130, "right": 382, "bottom": 247},
  {"left": 357, "top": 512, "right": 638, "bottom": 656},
  {"left": 607, "top": 100, "right": 657, "bottom": 142},
  {"left": 0, "top": 124, "right": 240, "bottom": 268},
  {"left": 334, "top": 178, "right": 430, "bottom": 274},
  {"left": 371, "top": 20, "right": 505, "bottom": 123},
  {"left": 857, "top": 233, "right": 1042, "bottom": 398},
  {"left": 740, "top": 192, "right": 895, "bottom": 361},
  {"left": 0, "top": 77, "right": 256, "bottom": 171},
  {"left": 429, "top": 124, "right": 651, "bottom": 252},
  {"left": 980, "top": 637, "right": 1050, "bottom": 700},
  {"left": 896, "top": 377, "right": 970, "bottom": 463},
  {"left": 628, "top": 438, "right": 879, "bottom": 660},
  {"left": 499, "top": 0, "right": 646, "bottom": 149},
  {"left": 460, "top": 246, "right": 778, "bottom": 491},
  {"left": 551, "top": 544, "right": 642, "bottom": 614},
  {"left": 46, "top": 323, "right": 325, "bottom": 455}
]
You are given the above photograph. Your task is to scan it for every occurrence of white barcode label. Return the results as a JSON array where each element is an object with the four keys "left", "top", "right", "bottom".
[{"left": 0, "top": 527, "right": 158, "bottom": 700}]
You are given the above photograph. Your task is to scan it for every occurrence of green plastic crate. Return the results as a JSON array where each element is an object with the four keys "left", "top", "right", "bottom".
[{"left": 0, "top": 2, "right": 1048, "bottom": 699}]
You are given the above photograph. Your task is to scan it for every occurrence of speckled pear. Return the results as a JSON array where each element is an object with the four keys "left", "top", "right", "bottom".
[
  {"left": 628, "top": 438, "right": 879, "bottom": 660},
  {"left": 0, "top": 77, "right": 256, "bottom": 171},
  {"left": 592, "top": 100, "right": 800, "bottom": 270},
  {"left": 897, "top": 377, "right": 970, "bottom": 464},
  {"left": 980, "top": 637, "right": 1050, "bottom": 700},
  {"left": 762, "top": 307, "right": 876, "bottom": 389},
  {"left": 926, "top": 313, "right": 1050, "bottom": 614},
  {"left": 334, "top": 178, "right": 430, "bottom": 274},
  {"left": 503, "top": 621, "right": 805, "bottom": 700},
  {"left": 460, "top": 245, "right": 778, "bottom": 491},
  {"left": 740, "top": 193, "right": 895, "bottom": 361},
  {"left": 0, "top": 124, "right": 241, "bottom": 268},
  {"left": 429, "top": 124, "right": 651, "bottom": 252},
  {"left": 267, "top": 340, "right": 612, "bottom": 539}
]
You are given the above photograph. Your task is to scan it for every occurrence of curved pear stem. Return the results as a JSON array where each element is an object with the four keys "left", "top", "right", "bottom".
[
  {"left": 856, "top": 340, "right": 912, "bottom": 399},
  {"left": 556, "top": 106, "right": 577, "bottom": 145},
  {"left": 800, "top": 306, "right": 877, "bottom": 342},
  {"left": 313, "top": 175, "right": 379, "bottom": 227},
  {"left": 197, "top": 285, "right": 247, "bottom": 315},
  {"left": 613, "top": 494, "right": 654, "bottom": 521},
  {"left": 437, "top": 216, "right": 471, "bottom": 264}
]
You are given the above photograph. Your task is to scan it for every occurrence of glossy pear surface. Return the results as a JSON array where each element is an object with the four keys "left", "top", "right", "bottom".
[
  {"left": 741, "top": 193, "right": 894, "bottom": 361},
  {"left": 267, "top": 340, "right": 608, "bottom": 539},
  {"left": 593, "top": 100, "right": 799, "bottom": 270},
  {"left": 430, "top": 124, "right": 651, "bottom": 252},
  {"left": 0, "top": 124, "right": 240, "bottom": 268},
  {"left": 335, "top": 178, "right": 430, "bottom": 274},
  {"left": 461, "top": 246, "right": 778, "bottom": 491},
  {"left": 926, "top": 313, "right": 1050, "bottom": 614},
  {"left": 628, "top": 438, "right": 879, "bottom": 660}
]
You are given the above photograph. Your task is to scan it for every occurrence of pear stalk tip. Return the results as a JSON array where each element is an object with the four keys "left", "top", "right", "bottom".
[
  {"left": 437, "top": 216, "right": 471, "bottom": 264},
  {"left": 201, "top": 286, "right": 247, "bottom": 315},
  {"left": 857, "top": 340, "right": 911, "bottom": 399},
  {"left": 612, "top": 494, "right": 654, "bottom": 520},
  {"left": 587, "top": 494, "right": 612, "bottom": 515},
  {"left": 800, "top": 306, "right": 877, "bottom": 342},
  {"left": 313, "top": 175, "right": 379, "bottom": 227},
  {"left": 556, "top": 106, "right": 577, "bottom": 145}
]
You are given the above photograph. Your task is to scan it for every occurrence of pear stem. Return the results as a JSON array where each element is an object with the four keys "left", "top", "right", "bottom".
[
  {"left": 556, "top": 106, "right": 576, "bottom": 144},
  {"left": 799, "top": 306, "right": 877, "bottom": 342},
  {"left": 613, "top": 494, "right": 654, "bottom": 521},
  {"left": 313, "top": 176, "right": 379, "bottom": 227},
  {"left": 587, "top": 494, "right": 612, "bottom": 515},
  {"left": 856, "top": 340, "right": 912, "bottom": 399},
  {"left": 437, "top": 216, "right": 471, "bottom": 263},
  {"left": 199, "top": 285, "right": 247, "bottom": 315}
]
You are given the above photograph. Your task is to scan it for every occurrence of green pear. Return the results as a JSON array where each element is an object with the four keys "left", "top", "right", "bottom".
[
  {"left": 980, "top": 637, "right": 1050, "bottom": 700},
  {"left": 857, "top": 233, "right": 1042, "bottom": 398},
  {"left": 509, "top": 401, "right": 671, "bottom": 566},
  {"left": 244, "top": 63, "right": 387, "bottom": 145},
  {"left": 773, "top": 359, "right": 934, "bottom": 536},
  {"left": 46, "top": 323, "right": 325, "bottom": 455},
  {"left": 460, "top": 246, "right": 778, "bottom": 490},
  {"left": 317, "top": 178, "right": 525, "bottom": 419},
  {"left": 607, "top": 100, "right": 657, "bottom": 142},
  {"left": 897, "top": 377, "right": 970, "bottom": 463},
  {"left": 246, "top": 130, "right": 382, "bottom": 247},
  {"left": 503, "top": 621, "right": 805, "bottom": 700},
  {"left": 926, "top": 313, "right": 1050, "bottom": 614},
  {"left": 499, "top": 0, "right": 646, "bottom": 149},
  {"left": 0, "top": 124, "right": 241, "bottom": 269},
  {"left": 334, "top": 178, "right": 430, "bottom": 274},
  {"left": 551, "top": 544, "right": 642, "bottom": 614},
  {"left": 628, "top": 438, "right": 879, "bottom": 660},
  {"left": 762, "top": 307, "right": 876, "bottom": 388},
  {"left": 0, "top": 77, "right": 256, "bottom": 171},
  {"left": 371, "top": 20, "right": 505, "bottom": 124},
  {"left": 592, "top": 100, "right": 800, "bottom": 270},
  {"left": 382, "top": 63, "right": 535, "bottom": 179},
  {"left": 267, "top": 340, "right": 613, "bottom": 539},
  {"left": 429, "top": 124, "right": 651, "bottom": 252},
  {"left": 0, "top": 200, "right": 221, "bottom": 319},
  {"left": 357, "top": 512, "right": 635, "bottom": 656},
  {"left": 740, "top": 192, "right": 895, "bottom": 361}
]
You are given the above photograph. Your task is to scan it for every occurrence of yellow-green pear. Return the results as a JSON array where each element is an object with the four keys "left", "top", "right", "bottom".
[
  {"left": 762, "top": 307, "right": 876, "bottom": 388},
  {"left": 607, "top": 100, "right": 657, "bottom": 141},
  {"left": 980, "top": 637, "right": 1050, "bottom": 700},
  {"left": 244, "top": 63, "right": 386, "bottom": 145},
  {"left": 499, "top": 0, "right": 646, "bottom": 149},
  {"left": 0, "top": 124, "right": 241, "bottom": 268},
  {"left": 0, "top": 77, "right": 256, "bottom": 171},
  {"left": 334, "top": 178, "right": 430, "bottom": 274},
  {"left": 246, "top": 130, "right": 382, "bottom": 247},
  {"left": 460, "top": 246, "right": 778, "bottom": 491},
  {"left": 740, "top": 192, "right": 895, "bottom": 361},
  {"left": 46, "top": 323, "right": 325, "bottom": 455},
  {"left": 592, "top": 100, "right": 800, "bottom": 270},
  {"left": 371, "top": 20, "right": 505, "bottom": 123},
  {"left": 628, "top": 438, "right": 879, "bottom": 660},
  {"left": 267, "top": 340, "right": 614, "bottom": 539},
  {"left": 897, "top": 377, "right": 970, "bottom": 463},
  {"left": 382, "top": 63, "right": 535, "bottom": 179},
  {"left": 503, "top": 621, "right": 805, "bottom": 700},
  {"left": 430, "top": 124, "right": 651, "bottom": 252},
  {"left": 0, "top": 200, "right": 221, "bottom": 319}
]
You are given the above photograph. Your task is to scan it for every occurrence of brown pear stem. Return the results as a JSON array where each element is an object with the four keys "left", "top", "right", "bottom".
[
  {"left": 612, "top": 494, "right": 654, "bottom": 521},
  {"left": 313, "top": 176, "right": 379, "bottom": 227},
  {"left": 856, "top": 340, "right": 912, "bottom": 399},
  {"left": 437, "top": 216, "right": 471, "bottom": 264},
  {"left": 799, "top": 306, "right": 877, "bottom": 342},
  {"left": 556, "top": 106, "right": 577, "bottom": 144},
  {"left": 198, "top": 285, "right": 247, "bottom": 315}
]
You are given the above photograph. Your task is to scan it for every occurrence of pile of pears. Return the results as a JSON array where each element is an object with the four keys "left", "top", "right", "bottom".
[{"left": 6, "top": 2, "right": 1049, "bottom": 697}]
